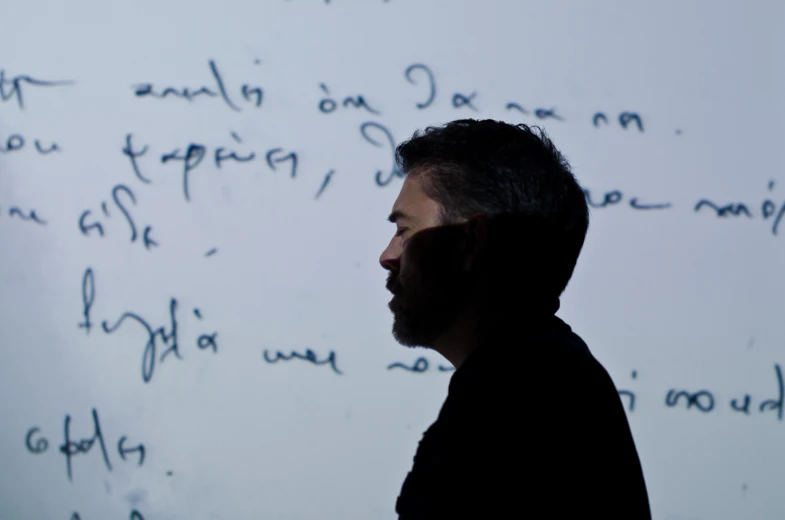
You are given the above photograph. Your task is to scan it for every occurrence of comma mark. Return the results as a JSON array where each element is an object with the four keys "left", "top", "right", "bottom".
[
  {"left": 315, "top": 169, "right": 335, "bottom": 199},
  {"left": 166, "top": 471, "right": 173, "bottom": 476},
  {"left": 205, "top": 248, "right": 218, "bottom": 257},
  {"left": 675, "top": 129, "right": 682, "bottom": 135}
]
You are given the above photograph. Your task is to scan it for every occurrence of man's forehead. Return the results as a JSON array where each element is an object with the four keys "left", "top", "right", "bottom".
[
  {"left": 390, "top": 175, "right": 441, "bottom": 224},
  {"left": 393, "top": 175, "right": 426, "bottom": 207}
]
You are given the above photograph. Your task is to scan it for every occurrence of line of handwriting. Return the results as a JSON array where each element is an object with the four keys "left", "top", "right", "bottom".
[
  {"left": 79, "top": 184, "right": 157, "bottom": 250},
  {"left": 387, "top": 357, "right": 455, "bottom": 373},
  {"left": 25, "top": 408, "right": 144, "bottom": 482},
  {"left": 0, "top": 62, "right": 676, "bottom": 135},
  {"left": 257, "top": 351, "right": 456, "bottom": 374},
  {"left": 262, "top": 349, "right": 343, "bottom": 375},
  {"left": 120, "top": 122, "right": 667, "bottom": 199},
  {"left": 694, "top": 180, "right": 785, "bottom": 236},
  {"left": 122, "top": 132, "right": 300, "bottom": 202},
  {"left": 0, "top": 69, "right": 73, "bottom": 110},
  {"left": 0, "top": 204, "right": 47, "bottom": 225},
  {"left": 583, "top": 181, "right": 783, "bottom": 236},
  {"left": 263, "top": 348, "right": 343, "bottom": 374},
  {"left": 617, "top": 364, "right": 784, "bottom": 420},
  {"left": 129, "top": 61, "right": 662, "bottom": 133},
  {"left": 133, "top": 59, "right": 262, "bottom": 112},
  {"left": 0, "top": 132, "right": 60, "bottom": 154},
  {"left": 582, "top": 187, "right": 671, "bottom": 211},
  {"left": 0, "top": 62, "right": 656, "bottom": 133},
  {"left": 78, "top": 267, "right": 218, "bottom": 383}
]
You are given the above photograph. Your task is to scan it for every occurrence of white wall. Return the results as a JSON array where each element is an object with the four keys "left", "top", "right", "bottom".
[{"left": 1, "top": 1, "right": 783, "bottom": 518}]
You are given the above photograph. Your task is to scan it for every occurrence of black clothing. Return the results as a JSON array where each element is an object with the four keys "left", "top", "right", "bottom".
[{"left": 395, "top": 315, "right": 651, "bottom": 519}]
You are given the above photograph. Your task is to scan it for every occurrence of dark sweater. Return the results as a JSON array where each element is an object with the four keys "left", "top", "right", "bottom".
[{"left": 395, "top": 315, "right": 652, "bottom": 519}]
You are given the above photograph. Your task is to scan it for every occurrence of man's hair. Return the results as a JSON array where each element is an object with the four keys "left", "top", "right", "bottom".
[{"left": 395, "top": 118, "right": 589, "bottom": 297}]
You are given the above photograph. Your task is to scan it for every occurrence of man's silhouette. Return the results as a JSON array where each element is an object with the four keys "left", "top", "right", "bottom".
[{"left": 379, "top": 119, "right": 651, "bottom": 519}]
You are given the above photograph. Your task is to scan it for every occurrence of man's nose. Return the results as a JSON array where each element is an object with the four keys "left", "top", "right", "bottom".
[{"left": 379, "top": 238, "right": 401, "bottom": 272}]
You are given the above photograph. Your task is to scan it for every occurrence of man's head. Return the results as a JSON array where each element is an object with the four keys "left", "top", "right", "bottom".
[{"left": 379, "top": 119, "right": 589, "bottom": 348}]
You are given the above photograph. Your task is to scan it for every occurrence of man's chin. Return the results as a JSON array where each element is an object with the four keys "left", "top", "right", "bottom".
[
  {"left": 392, "top": 328, "right": 424, "bottom": 348},
  {"left": 391, "top": 314, "right": 433, "bottom": 348}
]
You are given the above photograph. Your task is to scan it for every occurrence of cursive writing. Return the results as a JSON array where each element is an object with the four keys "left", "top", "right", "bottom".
[
  {"left": 132, "top": 59, "right": 263, "bottom": 112},
  {"left": 387, "top": 357, "right": 454, "bottom": 373},
  {"left": 618, "top": 364, "right": 783, "bottom": 420},
  {"left": 263, "top": 348, "right": 343, "bottom": 375},
  {"left": 25, "top": 408, "right": 144, "bottom": 482},
  {"left": 0, "top": 205, "right": 48, "bottom": 225},
  {"left": 0, "top": 132, "right": 60, "bottom": 154},
  {"left": 78, "top": 267, "right": 218, "bottom": 383},
  {"left": 78, "top": 184, "right": 158, "bottom": 250},
  {"left": 694, "top": 180, "right": 785, "bottom": 236},
  {"left": 0, "top": 69, "right": 73, "bottom": 110}
]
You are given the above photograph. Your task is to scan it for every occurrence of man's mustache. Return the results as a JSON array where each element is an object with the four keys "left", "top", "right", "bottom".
[{"left": 386, "top": 272, "right": 402, "bottom": 295}]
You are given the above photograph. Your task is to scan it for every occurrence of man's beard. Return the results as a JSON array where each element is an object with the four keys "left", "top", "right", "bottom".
[{"left": 386, "top": 262, "right": 471, "bottom": 348}]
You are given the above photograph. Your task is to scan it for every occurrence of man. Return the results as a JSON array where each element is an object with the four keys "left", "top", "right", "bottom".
[{"left": 380, "top": 119, "right": 651, "bottom": 519}]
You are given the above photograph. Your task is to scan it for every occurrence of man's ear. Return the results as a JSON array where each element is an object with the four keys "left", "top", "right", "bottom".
[{"left": 461, "top": 213, "right": 489, "bottom": 271}]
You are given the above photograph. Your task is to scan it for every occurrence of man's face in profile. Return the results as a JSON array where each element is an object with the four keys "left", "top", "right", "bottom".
[{"left": 379, "top": 174, "right": 471, "bottom": 348}]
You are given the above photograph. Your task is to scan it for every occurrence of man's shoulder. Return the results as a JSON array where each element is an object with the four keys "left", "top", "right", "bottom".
[
  {"left": 540, "top": 317, "right": 617, "bottom": 387},
  {"left": 535, "top": 315, "right": 595, "bottom": 363},
  {"left": 482, "top": 316, "right": 612, "bottom": 389},
  {"left": 458, "top": 317, "right": 627, "bottom": 433}
]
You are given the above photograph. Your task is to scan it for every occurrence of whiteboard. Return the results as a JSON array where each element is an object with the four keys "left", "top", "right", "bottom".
[{"left": 1, "top": 1, "right": 784, "bottom": 518}]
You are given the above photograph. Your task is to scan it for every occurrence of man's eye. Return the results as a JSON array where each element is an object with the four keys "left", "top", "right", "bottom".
[{"left": 395, "top": 228, "right": 408, "bottom": 238}]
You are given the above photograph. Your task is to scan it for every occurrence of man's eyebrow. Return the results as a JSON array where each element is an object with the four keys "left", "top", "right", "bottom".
[{"left": 387, "top": 210, "right": 410, "bottom": 223}]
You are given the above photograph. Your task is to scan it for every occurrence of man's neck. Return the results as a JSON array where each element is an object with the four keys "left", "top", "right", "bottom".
[
  {"left": 431, "top": 296, "right": 561, "bottom": 369},
  {"left": 431, "top": 308, "right": 481, "bottom": 370}
]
